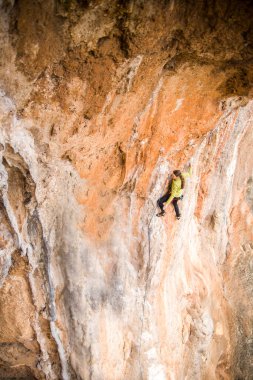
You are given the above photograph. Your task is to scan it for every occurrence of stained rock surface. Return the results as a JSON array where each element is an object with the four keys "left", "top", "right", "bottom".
[{"left": 0, "top": 1, "right": 253, "bottom": 379}]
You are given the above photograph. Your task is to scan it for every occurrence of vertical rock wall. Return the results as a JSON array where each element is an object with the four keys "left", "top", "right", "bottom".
[{"left": 0, "top": 1, "right": 253, "bottom": 379}]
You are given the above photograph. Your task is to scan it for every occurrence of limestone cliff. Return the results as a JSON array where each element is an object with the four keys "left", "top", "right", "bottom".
[{"left": 0, "top": 1, "right": 253, "bottom": 379}]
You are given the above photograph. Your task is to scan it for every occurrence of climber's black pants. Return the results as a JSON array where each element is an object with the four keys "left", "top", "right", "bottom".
[
  {"left": 157, "top": 193, "right": 181, "bottom": 217},
  {"left": 172, "top": 198, "right": 181, "bottom": 218},
  {"left": 157, "top": 192, "right": 170, "bottom": 212}
]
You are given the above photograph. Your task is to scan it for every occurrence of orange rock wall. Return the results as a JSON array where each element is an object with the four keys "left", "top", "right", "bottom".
[{"left": 0, "top": 1, "right": 253, "bottom": 379}]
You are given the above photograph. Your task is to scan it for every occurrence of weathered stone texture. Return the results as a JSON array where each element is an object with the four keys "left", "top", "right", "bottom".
[{"left": 0, "top": 1, "right": 253, "bottom": 379}]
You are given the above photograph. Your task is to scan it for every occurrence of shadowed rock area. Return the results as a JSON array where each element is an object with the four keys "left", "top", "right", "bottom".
[{"left": 0, "top": 0, "right": 253, "bottom": 379}]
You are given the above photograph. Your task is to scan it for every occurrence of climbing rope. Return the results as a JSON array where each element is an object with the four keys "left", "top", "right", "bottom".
[
  {"left": 138, "top": 176, "right": 168, "bottom": 379},
  {"left": 138, "top": 161, "right": 191, "bottom": 377}
]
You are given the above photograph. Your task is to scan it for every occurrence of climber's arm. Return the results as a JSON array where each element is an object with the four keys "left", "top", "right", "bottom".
[
  {"left": 183, "top": 164, "right": 192, "bottom": 178},
  {"left": 165, "top": 193, "right": 174, "bottom": 205},
  {"left": 165, "top": 185, "right": 177, "bottom": 206}
]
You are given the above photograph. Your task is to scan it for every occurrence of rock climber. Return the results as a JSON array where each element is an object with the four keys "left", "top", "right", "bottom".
[{"left": 157, "top": 164, "right": 192, "bottom": 220}]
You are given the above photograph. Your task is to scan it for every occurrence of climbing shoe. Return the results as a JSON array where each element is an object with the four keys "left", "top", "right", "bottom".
[
  {"left": 157, "top": 211, "right": 165, "bottom": 217},
  {"left": 176, "top": 215, "right": 181, "bottom": 220}
]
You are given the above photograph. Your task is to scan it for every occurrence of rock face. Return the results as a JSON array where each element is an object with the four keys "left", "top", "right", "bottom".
[{"left": 0, "top": 1, "right": 253, "bottom": 379}]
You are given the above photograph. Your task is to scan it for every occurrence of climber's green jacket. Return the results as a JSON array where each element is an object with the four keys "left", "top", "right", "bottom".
[{"left": 166, "top": 167, "right": 192, "bottom": 205}]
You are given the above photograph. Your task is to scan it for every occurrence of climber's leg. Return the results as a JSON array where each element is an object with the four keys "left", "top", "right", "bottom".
[
  {"left": 157, "top": 193, "right": 170, "bottom": 216},
  {"left": 172, "top": 197, "right": 181, "bottom": 219}
]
